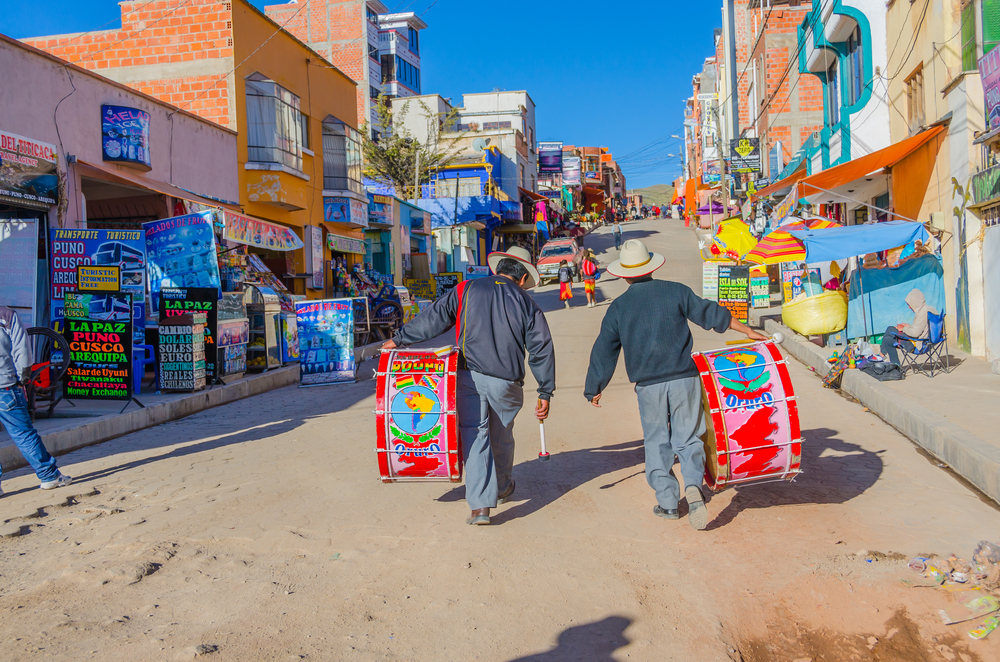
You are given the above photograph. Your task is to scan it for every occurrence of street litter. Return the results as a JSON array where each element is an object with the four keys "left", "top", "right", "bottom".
[
  {"left": 939, "top": 596, "right": 1000, "bottom": 625},
  {"left": 969, "top": 615, "right": 1000, "bottom": 640}
]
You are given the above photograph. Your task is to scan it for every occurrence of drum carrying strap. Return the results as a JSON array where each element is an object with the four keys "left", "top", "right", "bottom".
[{"left": 453, "top": 279, "right": 471, "bottom": 349}]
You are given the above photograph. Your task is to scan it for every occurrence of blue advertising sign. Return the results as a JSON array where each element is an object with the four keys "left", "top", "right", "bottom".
[
  {"left": 295, "top": 299, "right": 355, "bottom": 385},
  {"left": 50, "top": 228, "right": 147, "bottom": 343},
  {"left": 142, "top": 212, "right": 221, "bottom": 315},
  {"left": 102, "top": 105, "right": 151, "bottom": 169}
]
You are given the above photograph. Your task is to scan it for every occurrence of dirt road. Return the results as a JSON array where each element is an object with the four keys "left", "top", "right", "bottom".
[{"left": 2, "top": 219, "right": 997, "bottom": 661}]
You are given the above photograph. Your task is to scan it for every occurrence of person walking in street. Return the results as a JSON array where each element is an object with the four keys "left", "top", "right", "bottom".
[
  {"left": 383, "top": 246, "right": 555, "bottom": 526},
  {"left": 583, "top": 240, "right": 766, "bottom": 530},
  {"left": 558, "top": 260, "right": 574, "bottom": 309},
  {"left": 612, "top": 220, "right": 623, "bottom": 251},
  {"left": 0, "top": 306, "right": 72, "bottom": 496},
  {"left": 580, "top": 249, "right": 599, "bottom": 308}
]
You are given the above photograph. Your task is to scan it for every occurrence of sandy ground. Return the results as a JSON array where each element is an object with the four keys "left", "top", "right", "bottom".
[{"left": 1, "top": 219, "right": 998, "bottom": 661}]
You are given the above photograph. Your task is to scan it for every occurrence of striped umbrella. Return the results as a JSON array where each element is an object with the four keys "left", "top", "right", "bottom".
[{"left": 743, "top": 217, "right": 840, "bottom": 265}]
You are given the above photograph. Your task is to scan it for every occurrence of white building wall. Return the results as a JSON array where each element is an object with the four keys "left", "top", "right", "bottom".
[{"left": 843, "top": 0, "right": 889, "bottom": 159}]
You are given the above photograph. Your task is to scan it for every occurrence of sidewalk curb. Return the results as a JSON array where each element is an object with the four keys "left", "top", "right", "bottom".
[
  {"left": 1, "top": 366, "right": 299, "bottom": 473},
  {"left": 760, "top": 318, "right": 1000, "bottom": 505}
]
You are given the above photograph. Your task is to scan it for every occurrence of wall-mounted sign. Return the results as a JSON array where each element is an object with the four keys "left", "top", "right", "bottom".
[
  {"left": 537, "top": 142, "right": 564, "bottom": 173},
  {"left": 77, "top": 265, "right": 120, "bottom": 292},
  {"left": 562, "top": 156, "right": 581, "bottom": 185},
  {"left": 327, "top": 233, "right": 366, "bottom": 254},
  {"left": 324, "top": 196, "right": 369, "bottom": 229},
  {"left": 102, "top": 105, "right": 151, "bottom": 170},
  {"left": 223, "top": 211, "right": 303, "bottom": 251},
  {"left": 729, "top": 138, "right": 762, "bottom": 174},
  {"left": 0, "top": 130, "right": 58, "bottom": 210},
  {"left": 367, "top": 192, "right": 394, "bottom": 225}
]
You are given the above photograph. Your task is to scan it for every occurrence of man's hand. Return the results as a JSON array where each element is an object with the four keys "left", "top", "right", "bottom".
[
  {"left": 896, "top": 324, "right": 907, "bottom": 332},
  {"left": 381, "top": 339, "right": 397, "bottom": 351},
  {"left": 730, "top": 319, "right": 768, "bottom": 342},
  {"left": 535, "top": 399, "right": 550, "bottom": 421},
  {"left": 590, "top": 393, "right": 602, "bottom": 408},
  {"left": 745, "top": 330, "right": 769, "bottom": 342}
]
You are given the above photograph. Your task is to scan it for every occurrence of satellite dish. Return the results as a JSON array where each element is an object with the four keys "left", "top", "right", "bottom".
[{"left": 473, "top": 138, "right": 487, "bottom": 152}]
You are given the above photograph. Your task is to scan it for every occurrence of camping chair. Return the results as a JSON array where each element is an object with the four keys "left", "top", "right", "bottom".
[{"left": 897, "top": 312, "right": 953, "bottom": 377}]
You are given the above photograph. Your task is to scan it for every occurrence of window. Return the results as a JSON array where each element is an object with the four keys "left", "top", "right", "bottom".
[
  {"left": 984, "top": 0, "right": 1000, "bottom": 55},
  {"left": 845, "top": 26, "right": 864, "bottom": 106},
  {"left": 368, "top": 43, "right": 379, "bottom": 61},
  {"left": 370, "top": 85, "right": 380, "bottom": 100},
  {"left": 905, "top": 66, "right": 925, "bottom": 132},
  {"left": 380, "top": 54, "right": 395, "bottom": 83},
  {"left": 245, "top": 75, "right": 304, "bottom": 171},
  {"left": 408, "top": 27, "right": 419, "bottom": 54},
  {"left": 826, "top": 60, "right": 840, "bottom": 126},
  {"left": 390, "top": 56, "right": 421, "bottom": 93},
  {"left": 322, "top": 118, "right": 363, "bottom": 195},
  {"left": 366, "top": 6, "right": 378, "bottom": 25},
  {"left": 528, "top": 127, "right": 534, "bottom": 152},
  {"left": 962, "top": 1, "right": 978, "bottom": 72}
]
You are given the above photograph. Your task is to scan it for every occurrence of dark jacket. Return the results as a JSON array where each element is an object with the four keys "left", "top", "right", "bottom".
[
  {"left": 584, "top": 278, "right": 731, "bottom": 401},
  {"left": 394, "top": 276, "right": 556, "bottom": 400},
  {"left": 558, "top": 266, "right": 573, "bottom": 283}
]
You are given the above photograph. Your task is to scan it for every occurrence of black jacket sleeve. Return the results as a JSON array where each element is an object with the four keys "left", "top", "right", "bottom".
[
  {"left": 524, "top": 302, "right": 556, "bottom": 401},
  {"left": 584, "top": 305, "right": 621, "bottom": 401},
  {"left": 393, "top": 285, "right": 460, "bottom": 346},
  {"left": 682, "top": 285, "right": 732, "bottom": 333}
]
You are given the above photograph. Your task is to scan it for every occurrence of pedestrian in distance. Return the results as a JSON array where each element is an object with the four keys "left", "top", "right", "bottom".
[
  {"left": 580, "top": 249, "right": 599, "bottom": 308},
  {"left": 0, "top": 306, "right": 73, "bottom": 496},
  {"left": 558, "top": 259, "right": 574, "bottom": 309},
  {"left": 612, "top": 220, "right": 623, "bottom": 251},
  {"left": 383, "top": 246, "right": 555, "bottom": 526},
  {"left": 583, "top": 240, "right": 767, "bottom": 530}
]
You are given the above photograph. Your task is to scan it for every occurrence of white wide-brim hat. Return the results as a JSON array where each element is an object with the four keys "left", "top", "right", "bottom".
[
  {"left": 607, "top": 239, "right": 666, "bottom": 278},
  {"left": 487, "top": 245, "right": 540, "bottom": 289}
]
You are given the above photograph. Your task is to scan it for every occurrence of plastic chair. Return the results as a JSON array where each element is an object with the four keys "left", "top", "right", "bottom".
[
  {"left": 133, "top": 344, "right": 157, "bottom": 394},
  {"left": 897, "top": 312, "right": 953, "bottom": 377}
]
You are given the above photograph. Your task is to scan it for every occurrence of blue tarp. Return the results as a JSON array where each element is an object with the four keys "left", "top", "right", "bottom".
[
  {"left": 846, "top": 255, "right": 945, "bottom": 339},
  {"left": 790, "top": 221, "right": 931, "bottom": 263}
]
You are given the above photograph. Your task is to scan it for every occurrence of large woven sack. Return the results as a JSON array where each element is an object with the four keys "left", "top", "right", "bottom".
[{"left": 782, "top": 290, "right": 848, "bottom": 336}]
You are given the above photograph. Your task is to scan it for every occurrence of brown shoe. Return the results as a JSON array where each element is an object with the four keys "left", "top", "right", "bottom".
[
  {"left": 466, "top": 508, "right": 490, "bottom": 525},
  {"left": 497, "top": 481, "right": 516, "bottom": 505}
]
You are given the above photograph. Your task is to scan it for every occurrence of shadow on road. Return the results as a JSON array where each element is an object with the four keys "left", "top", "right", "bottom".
[
  {"left": 437, "top": 440, "right": 644, "bottom": 524},
  {"left": 705, "top": 427, "right": 884, "bottom": 530},
  {"left": 583, "top": 226, "right": 658, "bottom": 257},
  {"left": 505, "top": 616, "right": 631, "bottom": 661}
]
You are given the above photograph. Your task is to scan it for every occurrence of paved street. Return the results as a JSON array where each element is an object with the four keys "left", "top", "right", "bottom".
[{"left": 2, "top": 219, "right": 998, "bottom": 662}]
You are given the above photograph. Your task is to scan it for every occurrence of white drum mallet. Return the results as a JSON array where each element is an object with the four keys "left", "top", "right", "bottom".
[{"left": 538, "top": 420, "right": 550, "bottom": 462}]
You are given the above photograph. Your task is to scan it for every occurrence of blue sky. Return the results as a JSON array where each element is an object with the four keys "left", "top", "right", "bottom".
[{"left": 2, "top": 0, "right": 722, "bottom": 190}]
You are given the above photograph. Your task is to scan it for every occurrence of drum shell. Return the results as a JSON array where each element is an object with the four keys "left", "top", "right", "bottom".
[
  {"left": 376, "top": 348, "right": 462, "bottom": 483},
  {"left": 694, "top": 340, "right": 801, "bottom": 491}
]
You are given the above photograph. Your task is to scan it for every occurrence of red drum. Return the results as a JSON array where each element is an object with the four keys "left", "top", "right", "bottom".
[
  {"left": 375, "top": 348, "right": 462, "bottom": 483},
  {"left": 692, "top": 340, "right": 802, "bottom": 491}
]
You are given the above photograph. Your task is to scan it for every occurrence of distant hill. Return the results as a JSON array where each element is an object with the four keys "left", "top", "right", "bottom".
[{"left": 630, "top": 184, "right": 675, "bottom": 207}]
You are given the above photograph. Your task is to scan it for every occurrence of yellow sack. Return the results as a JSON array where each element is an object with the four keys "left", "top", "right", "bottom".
[{"left": 782, "top": 290, "right": 848, "bottom": 336}]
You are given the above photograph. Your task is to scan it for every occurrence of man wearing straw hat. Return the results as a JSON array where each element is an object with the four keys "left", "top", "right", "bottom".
[
  {"left": 584, "top": 239, "right": 766, "bottom": 530},
  {"left": 384, "top": 246, "right": 555, "bottom": 526}
]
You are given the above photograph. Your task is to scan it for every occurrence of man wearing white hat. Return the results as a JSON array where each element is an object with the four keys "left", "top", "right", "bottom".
[
  {"left": 385, "top": 246, "right": 555, "bottom": 526},
  {"left": 584, "top": 239, "right": 766, "bottom": 530}
]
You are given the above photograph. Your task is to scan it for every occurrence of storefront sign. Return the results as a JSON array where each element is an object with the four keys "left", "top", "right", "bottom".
[
  {"left": 717, "top": 265, "right": 750, "bottom": 324},
  {"left": 296, "top": 299, "right": 355, "bottom": 385},
  {"left": 538, "top": 142, "right": 564, "bottom": 174},
  {"left": 101, "top": 105, "right": 151, "bottom": 170},
  {"left": 223, "top": 211, "right": 303, "bottom": 251},
  {"left": 562, "top": 157, "right": 581, "bottom": 186},
  {"left": 158, "top": 311, "right": 207, "bottom": 391},
  {"left": 160, "top": 287, "right": 218, "bottom": 382},
  {"left": 702, "top": 260, "right": 734, "bottom": 301},
  {"left": 143, "top": 212, "right": 222, "bottom": 315},
  {"left": 972, "top": 164, "right": 1000, "bottom": 207},
  {"left": 729, "top": 138, "right": 762, "bottom": 174},
  {"left": 464, "top": 265, "right": 490, "bottom": 280},
  {"left": 50, "top": 228, "right": 146, "bottom": 343},
  {"left": 327, "top": 233, "right": 366, "bottom": 254},
  {"left": 404, "top": 278, "right": 435, "bottom": 299},
  {"left": 62, "top": 291, "right": 133, "bottom": 401},
  {"left": 585, "top": 170, "right": 600, "bottom": 180},
  {"left": 324, "top": 196, "right": 369, "bottom": 229},
  {"left": 750, "top": 275, "right": 770, "bottom": 309},
  {"left": 980, "top": 48, "right": 1000, "bottom": 130},
  {"left": 77, "top": 265, "right": 120, "bottom": 292},
  {"left": 0, "top": 130, "right": 58, "bottom": 210},
  {"left": 367, "top": 192, "right": 394, "bottom": 225}
]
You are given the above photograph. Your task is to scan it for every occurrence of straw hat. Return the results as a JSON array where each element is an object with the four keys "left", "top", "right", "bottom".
[
  {"left": 487, "top": 245, "right": 540, "bottom": 289},
  {"left": 607, "top": 239, "right": 665, "bottom": 279}
]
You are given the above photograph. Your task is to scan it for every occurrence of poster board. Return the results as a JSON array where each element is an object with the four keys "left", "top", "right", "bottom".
[
  {"left": 404, "top": 278, "right": 435, "bottom": 300},
  {"left": 464, "top": 265, "right": 491, "bottom": 280},
  {"left": 159, "top": 287, "right": 219, "bottom": 382},
  {"left": 142, "top": 212, "right": 221, "bottom": 316},
  {"left": 702, "top": 260, "right": 734, "bottom": 302},
  {"left": 62, "top": 291, "right": 132, "bottom": 401},
  {"left": 781, "top": 264, "right": 805, "bottom": 303},
  {"left": 750, "top": 275, "right": 770, "bottom": 309},
  {"left": 717, "top": 265, "right": 750, "bottom": 323},
  {"left": 158, "top": 311, "right": 207, "bottom": 391},
  {"left": 77, "top": 265, "right": 120, "bottom": 292},
  {"left": 296, "top": 299, "right": 355, "bottom": 385},
  {"left": 435, "top": 272, "right": 464, "bottom": 299}
]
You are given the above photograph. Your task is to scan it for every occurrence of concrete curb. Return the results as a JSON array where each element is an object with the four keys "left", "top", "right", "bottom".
[
  {"left": 1, "top": 366, "right": 299, "bottom": 473},
  {"left": 758, "top": 318, "right": 1000, "bottom": 505}
]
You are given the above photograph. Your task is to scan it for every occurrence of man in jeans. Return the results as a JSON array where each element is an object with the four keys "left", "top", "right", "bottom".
[{"left": 0, "top": 306, "right": 72, "bottom": 495}]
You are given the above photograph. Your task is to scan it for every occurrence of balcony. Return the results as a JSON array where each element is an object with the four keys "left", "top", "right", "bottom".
[
  {"left": 414, "top": 179, "right": 520, "bottom": 228},
  {"left": 244, "top": 165, "right": 309, "bottom": 211}
]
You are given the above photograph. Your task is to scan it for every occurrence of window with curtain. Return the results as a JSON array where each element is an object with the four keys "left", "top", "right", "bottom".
[
  {"left": 962, "top": 1, "right": 978, "bottom": 72},
  {"left": 826, "top": 61, "right": 840, "bottom": 126},
  {"left": 905, "top": 66, "right": 925, "bottom": 133},
  {"left": 245, "top": 75, "right": 304, "bottom": 171},
  {"left": 322, "top": 118, "right": 363, "bottom": 195},
  {"left": 845, "top": 26, "right": 864, "bottom": 106}
]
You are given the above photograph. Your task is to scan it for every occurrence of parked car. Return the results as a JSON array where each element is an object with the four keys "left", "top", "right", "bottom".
[{"left": 537, "top": 239, "right": 584, "bottom": 285}]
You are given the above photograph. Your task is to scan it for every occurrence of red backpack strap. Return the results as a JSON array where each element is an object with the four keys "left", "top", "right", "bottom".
[{"left": 454, "top": 279, "right": 471, "bottom": 344}]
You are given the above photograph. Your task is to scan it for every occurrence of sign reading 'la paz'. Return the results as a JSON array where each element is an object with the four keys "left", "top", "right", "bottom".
[{"left": 729, "top": 138, "right": 762, "bottom": 174}]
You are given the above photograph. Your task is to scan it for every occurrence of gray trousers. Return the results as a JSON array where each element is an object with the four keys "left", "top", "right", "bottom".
[
  {"left": 635, "top": 377, "right": 707, "bottom": 509},
  {"left": 456, "top": 370, "right": 524, "bottom": 510}
]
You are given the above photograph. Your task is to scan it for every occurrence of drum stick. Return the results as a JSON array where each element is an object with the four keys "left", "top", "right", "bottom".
[
  {"left": 538, "top": 421, "right": 550, "bottom": 462},
  {"left": 725, "top": 339, "right": 756, "bottom": 345}
]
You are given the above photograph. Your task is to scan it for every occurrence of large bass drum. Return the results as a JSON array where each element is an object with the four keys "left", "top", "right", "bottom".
[
  {"left": 692, "top": 341, "right": 802, "bottom": 491},
  {"left": 375, "top": 347, "right": 462, "bottom": 483}
]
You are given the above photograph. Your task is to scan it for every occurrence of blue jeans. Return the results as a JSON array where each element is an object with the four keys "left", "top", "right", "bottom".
[
  {"left": 614, "top": 233, "right": 622, "bottom": 250},
  {"left": 0, "top": 386, "right": 59, "bottom": 483},
  {"left": 880, "top": 326, "right": 913, "bottom": 365}
]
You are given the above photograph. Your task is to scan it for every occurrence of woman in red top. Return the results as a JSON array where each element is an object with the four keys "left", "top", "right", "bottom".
[{"left": 580, "top": 249, "right": 599, "bottom": 308}]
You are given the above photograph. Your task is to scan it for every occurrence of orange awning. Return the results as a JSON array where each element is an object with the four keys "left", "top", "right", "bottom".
[
  {"left": 582, "top": 186, "right": 605, "bottom": 196},
  {"left": 752, "top": 164, "right": 806, "bottom": 202},
  {"left": 684, "top": 178, "right": 697, "bottom": 216},
  {"left": 518, "top": 186, "right": 547, "bottom": 202},
  {"left": 77, "top": 159, "right": 240, "bottom": 211}
]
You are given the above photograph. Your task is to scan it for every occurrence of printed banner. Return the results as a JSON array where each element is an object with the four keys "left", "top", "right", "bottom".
[
  {"left": 142, "top": 212, "right": 222, "bottom": 315},
  {"left": 296, "top": 299, "right": 355, "bottom": 385},
  {"left": 62, "top": 291, "right": 133, "bottom": 401},
  {"left": 0, "top": 130, "right": 58, "bottom": 210},
  {"left": 159, "top": 287, "right": 218, "bottom": 382},
  {"left": 327, "top": 232, "right": 366, "bottom": 254},
  {"left": 101, "top": 105, "right": 151, "bottom": 169},
  {"left": 717, "top": 265, "right": 750, "bottom": 323},
  {"left": 324, "top": 196, "right": 368, "bottom": 229},
  {"left": 367, "top": 192, "right": 394, "bottom": 225},
  {"left": 464, "top": 265, "right": 491, "bottom": 280},
  {"left": 223, "top": 211, "right": 303, "bottom": 251},
  {"left": 980, "top": 47, "right": 1000, "bottom": 130},
  {"left": 404, "top": 278, "right": 435, "bottom": 299},
  {"left": 537, "top": 142, "right": 564, "bottom": 174},
  {"left": 750, "top": 275, "right": 770, "bottom": 309},
  {"left": 729, "top": 137, "right": 762, "bottom": 174},
  {"left": 781, "top": 265, "right": 804, "bottom": 303},
  {"left": 158, "top": 312, "right": 207, "bottom": 391},
  {"left": 562, "top": 156, "right": 582, "bottom": 185}
]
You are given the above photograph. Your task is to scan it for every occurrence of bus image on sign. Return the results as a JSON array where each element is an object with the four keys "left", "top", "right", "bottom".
[{"left": 94, "top": 241, "right": 145, "bottom": 274}]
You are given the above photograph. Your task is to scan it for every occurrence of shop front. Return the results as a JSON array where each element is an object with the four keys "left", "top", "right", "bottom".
[
  {"left": 327, "top": 232, "right": 368, "bottom": 298},
  {"left": 365, "top": 192, "right": 395, "bottom": 281}
]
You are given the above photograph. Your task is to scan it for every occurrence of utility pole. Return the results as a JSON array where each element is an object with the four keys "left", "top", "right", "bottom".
[
  {"left": 714, "top": 105, "right": 729, "bottom": 232},
  {"left": 413, "top": 150, "right": 420, "bottom": 201}
]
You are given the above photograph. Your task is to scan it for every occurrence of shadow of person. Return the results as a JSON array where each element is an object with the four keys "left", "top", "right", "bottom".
[
  {"left": 436, "top": 440, "right": 644, "bottom": 524},
  {"left": 506, "top": 616, "right": 631, "bottom": 661},
  {"left": 705, "top": 427, "right": 884, "bottom": 530}
]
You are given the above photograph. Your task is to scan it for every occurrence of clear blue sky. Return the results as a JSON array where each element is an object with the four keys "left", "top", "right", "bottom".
[{"left": 2, "top": 0, "right": 722, "bottom": 190}]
